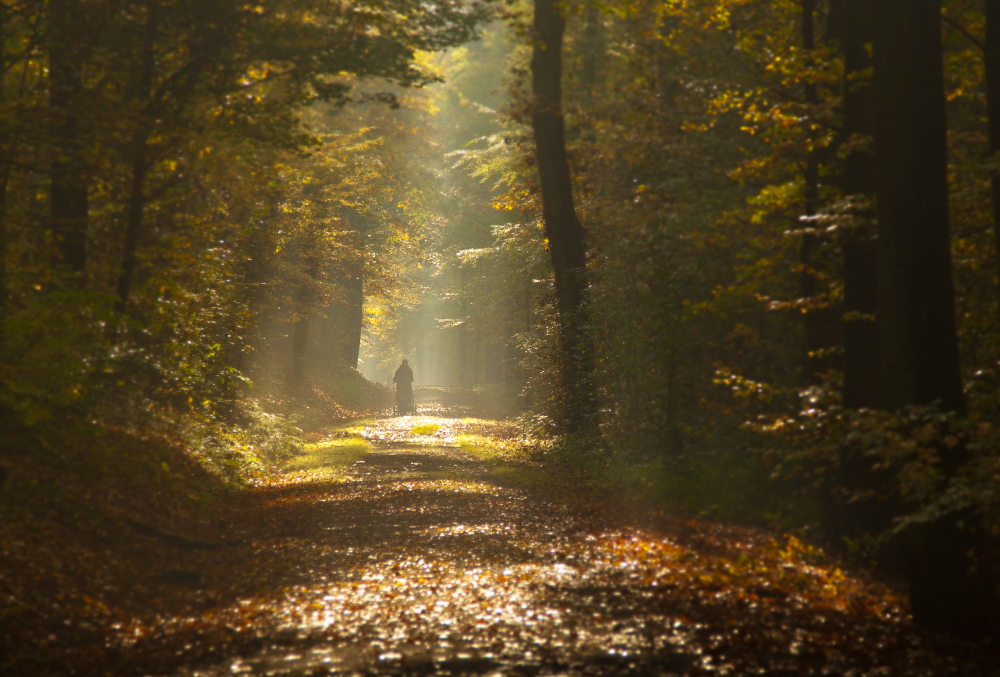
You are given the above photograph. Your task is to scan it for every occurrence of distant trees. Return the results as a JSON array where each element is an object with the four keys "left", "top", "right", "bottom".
[{"left": 0, "top": 0, "right": 488, "bottom": 421}]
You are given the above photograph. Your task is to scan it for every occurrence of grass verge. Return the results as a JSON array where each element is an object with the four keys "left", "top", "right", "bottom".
[{"left": 284, "top": 436, "right": 370, "bottom": 481}]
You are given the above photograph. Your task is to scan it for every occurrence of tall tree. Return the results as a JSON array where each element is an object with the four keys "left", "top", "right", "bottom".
[
  {"left": 530, "top": 0, "right": 596, "bottom": 435},
  {"left": 0, "top": 3, "right": 10, "bottom": 341},
  {"left": 874, "top": 0, "right": 999, "bottom": 635},
  {"left": 987, "top": 0, "right": 1000, "bottom": 286},
  {"left": 799, "top": 0, "right": 823, "bottom": 385},
  {"left": 292, "top": 248, "right": 319, "bottom": 383},
  {"left": 814, "top": 0, "right": 905, "bottom": 561},
  {"left": 333, "top": 208, "right": 368, "bottom": 371},
  {"left": 47, "top": 0, "right": 89, "bottom": 282},
  {"left": 840, "top": 0, "right": 880, "bottom": 410},
  {"left": 339, "top": 266, "right": 364, "bottom": 370},
  {"left": 115, "top": 0, "right": 158, "bottom": 306}
]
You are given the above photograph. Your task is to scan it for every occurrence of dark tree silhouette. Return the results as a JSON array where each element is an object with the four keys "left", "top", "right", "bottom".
[
  {"left": 986, "top": 0, "right": 1000, "bottom": 285},
  {"left": 340, "top": 269, "right": 364, "bottom": 370},
  {"left": 116, "top": 1, "right": 158, "bottom": 306},
  {"left": 799, "top": 0, "right": 823, "bottom": 385},
  {"left": 530, "top": 0, "right": 596, "bottom": 436},
  {"left": 820, "top": 0, "right": 897, "bottom": 552},
  {"left": 839, "top": 0, "right": 880, "bottom": 411},
  {"left": 0, "top": 4, "right": 10, "bottom": 341},
  {"left": 874, "top": 0, "right": 999, "bottom": 636},
  {"left": 48, "top": 0, "right": 89, "bottom": 283}
]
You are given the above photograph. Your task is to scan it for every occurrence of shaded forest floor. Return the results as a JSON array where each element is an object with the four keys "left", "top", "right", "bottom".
[{"left": 3, "top": 388, "right": 1000, "bottom": 675}]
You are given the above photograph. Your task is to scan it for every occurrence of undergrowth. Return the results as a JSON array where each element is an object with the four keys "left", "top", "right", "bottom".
[{"left": 454, "top": 418, "right": 817, "bottom": 534}]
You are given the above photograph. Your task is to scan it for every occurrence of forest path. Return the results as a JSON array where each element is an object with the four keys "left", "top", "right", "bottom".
[{"left": 111, "top": 389, "right": 988, "bottom": 677}]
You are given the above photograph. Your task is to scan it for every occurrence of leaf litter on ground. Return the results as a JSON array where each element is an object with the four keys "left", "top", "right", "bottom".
[{"left": 5, "top": 393, "right": 1000, "bottom": 676}]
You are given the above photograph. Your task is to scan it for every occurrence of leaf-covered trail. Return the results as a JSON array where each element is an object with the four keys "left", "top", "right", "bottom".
[{"left": 104, "top": 392, "right": 996, "bottom": 676}]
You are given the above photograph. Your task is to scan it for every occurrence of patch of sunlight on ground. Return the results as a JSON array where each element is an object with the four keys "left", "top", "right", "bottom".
[
  {"left": 331, "top": 419, "right": 377, "bottom": 435},
  {"left": 411, "top": 423, "right": 442, "bottom": 435},
  {"left": 391, "top": 479, "right": 501, "bottom": 495},
  {"left": 456, "top": 433, "right": 530, "bottom": 461},
  {"left": 286, "top": 437, "right": 370, "bottom": 478}
]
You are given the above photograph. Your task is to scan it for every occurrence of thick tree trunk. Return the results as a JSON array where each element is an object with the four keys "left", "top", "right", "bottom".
[
  {"left": 48, "top": 0, "right": 88, "bottom": 283},
  {"left": 340, "top": 268, "right": 363, "bottom": 370},
  {"left": 840, "top": 0, "right": 880, "bottom": 410},
  {"left": 116, "top": 3, "right": 157, "bottom": 306},
  {"left": 874, "top": 0, "right": 962, "bottom": 413},
  {"left": 873, "top": 0, "right": 999, "bottom": 636},
  {"left": 986, "top": 0, "right": 1000, "bottom": 289},
  {"left": 531, "top": 0, "right": 597, "bottom": 436},
  {"left": 819, "top": 0, "right": 895, "bottom": 552}
]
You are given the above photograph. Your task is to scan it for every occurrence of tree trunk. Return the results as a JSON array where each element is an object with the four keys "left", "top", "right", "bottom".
[
  {"left": 292, "top": 254, "right": 318, "bottom": 383},
  {"left": 48, "top": 0, "right": 88, "bottom": 283},
  {"left": 531, "top": 0, "right": 597, "bottom": 436},
  {"left": 873, "top": 0, "right": 999, "bottom": 636},
  {"left": 580, "top": 0, "right": 602, "bottom": 143},
  {"left": 820, "top": 0, "right": 895, "bottom": 552},
  {"left": 340, "top": 268, "right": 363, "bottom": 370},
  {"left": 986, "top": 0, "right": 1000, "bottom": 290},
  {"left": 874, "top": 0, "right": 962, "bottom": 413},
  {"left": 840, "top": 0, "right": 880, "bottom": 410},
  {"left": 0, "top": 5, "right": 9, "bottom": 343},
  {"left": 581, "top": 3, "right": 599, "bottom": 98},
  {"left": 459, "top": 298, "right": 469, "bottom": 387},
  {"left": 339, "top": 210, "right": 366, "bottom": 371},
  {"left": 800, "top": 0, "right": 823, "bottom": 385},
  {"left": 116, "top": 2, "right": 157, "bottom": 306},
  {"left": 292, "top": 311, "right": 309, "bottom": 383}
]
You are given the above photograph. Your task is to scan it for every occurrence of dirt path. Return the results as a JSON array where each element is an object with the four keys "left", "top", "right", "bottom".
[
  {"left": 100, "top": 389, "right": 996, "bottom": 677},
  {"left": 193, "top": 443, "right": 690, "bottom": 676}
]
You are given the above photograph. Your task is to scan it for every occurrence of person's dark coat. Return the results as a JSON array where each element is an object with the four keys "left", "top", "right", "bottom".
[
  {"left": 393, "top": 363, "right": 414, "bottom": 413},
  {"left": 393, "top": 363, "right": 413, "bottom": 386}
]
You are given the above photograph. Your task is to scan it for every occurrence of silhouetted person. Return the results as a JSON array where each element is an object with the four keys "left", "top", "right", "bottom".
[{"left": 393, "top": 359, "right": 414, "bottom": 415}]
